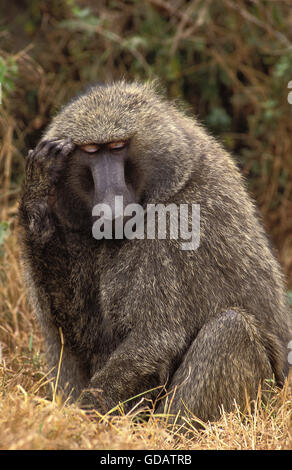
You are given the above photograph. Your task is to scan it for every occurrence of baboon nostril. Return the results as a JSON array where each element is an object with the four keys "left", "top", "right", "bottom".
[{"left": 125, "top": 160, "right": 138, "bottom": 188}]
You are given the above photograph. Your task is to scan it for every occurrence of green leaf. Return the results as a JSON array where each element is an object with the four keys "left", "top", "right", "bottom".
[
  {"left": 0, "top": 222, "right": 10, "bottom": 246},
  {"left": 72, "top": 6, "right": 92, "bottom": 18},
  {"left": 28, "top": 331, "right": 33, "bottom": 352},
  {"left": 121, "top": 36, "right": 148, "bottom": 51},
  {"left": 273, "top": 56, "right": 290, "bottom": 78},
  {"left": 206, "top": 107, "right": 232, "bottom": 131}
]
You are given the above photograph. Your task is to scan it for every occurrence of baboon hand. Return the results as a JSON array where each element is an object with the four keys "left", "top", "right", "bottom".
[
  {"left": 79, "top": 388, "right": 109, "bottom": 416},
  {"left": 25, "top": 137, "right": 76, "bottom": 188},
  {"left": 21, "top": 138, "right": 75, "bottom": 244}
]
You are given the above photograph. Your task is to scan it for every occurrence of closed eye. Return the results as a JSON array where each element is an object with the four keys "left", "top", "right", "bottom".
[
  {"left": 80, "top": 143, "right": 100, "bottom": 153},
  {"left": 108, "top": 141, "right": 128, "bottom": 151}
]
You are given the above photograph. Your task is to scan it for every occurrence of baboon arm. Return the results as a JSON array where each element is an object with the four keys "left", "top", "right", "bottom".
[
  {"left": 44, "top": 323, "right": 90, "bottom": 403},
  {"left": 80, "top": 327, "right": 186, "bottom": 413},
  {"left": 19, "top": 139, "right": 75, "bottom": 245},
  {"left": 82, "top": 242, "right": 192, "bottom": 412}
]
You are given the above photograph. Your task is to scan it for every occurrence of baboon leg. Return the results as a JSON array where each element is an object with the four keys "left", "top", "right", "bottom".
[{"left": 159, "top": 309, "right": 273, "bottom": 424}]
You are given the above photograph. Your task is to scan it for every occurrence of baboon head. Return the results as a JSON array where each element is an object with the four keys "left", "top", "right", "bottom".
[{"left": 43, "top": 82, "right": 200, "bottom": 234}]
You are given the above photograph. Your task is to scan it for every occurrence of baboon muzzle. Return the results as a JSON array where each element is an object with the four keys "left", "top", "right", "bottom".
[{"left": 89, "top": 152, "right": 135, "bottom": 222}]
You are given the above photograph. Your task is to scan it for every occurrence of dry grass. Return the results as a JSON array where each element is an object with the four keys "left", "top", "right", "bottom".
[
  {"left": 0, "top": 380, "right": 291, "bottom": 450},
  {"left": 0, "top": 212, "right": 291, "bottom": 450},
  {"left": 1, "top": 0, "right": 291, "bottom": 451}
]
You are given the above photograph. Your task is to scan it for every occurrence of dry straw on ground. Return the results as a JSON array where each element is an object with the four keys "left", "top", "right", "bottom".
[{"left": 0, "top": 0, "right": 292, "bottom": 449}]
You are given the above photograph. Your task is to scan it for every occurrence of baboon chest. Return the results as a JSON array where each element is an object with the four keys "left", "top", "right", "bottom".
[{"left": 38, "top": 237, "right": 119, "bottom": 360}]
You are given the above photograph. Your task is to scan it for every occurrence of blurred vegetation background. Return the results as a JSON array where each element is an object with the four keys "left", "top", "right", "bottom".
[{"left": 0, "top": 0, "right": 291, "bottom": 289}]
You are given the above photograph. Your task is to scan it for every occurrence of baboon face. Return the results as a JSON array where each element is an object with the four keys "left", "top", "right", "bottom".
[{"left": 64, "top": 138, "right": 143, "bottom": 233}]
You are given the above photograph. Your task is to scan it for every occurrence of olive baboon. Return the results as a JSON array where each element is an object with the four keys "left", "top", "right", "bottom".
[{"left": 18, "top": 81, "right": 291, "bottom": 424}]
